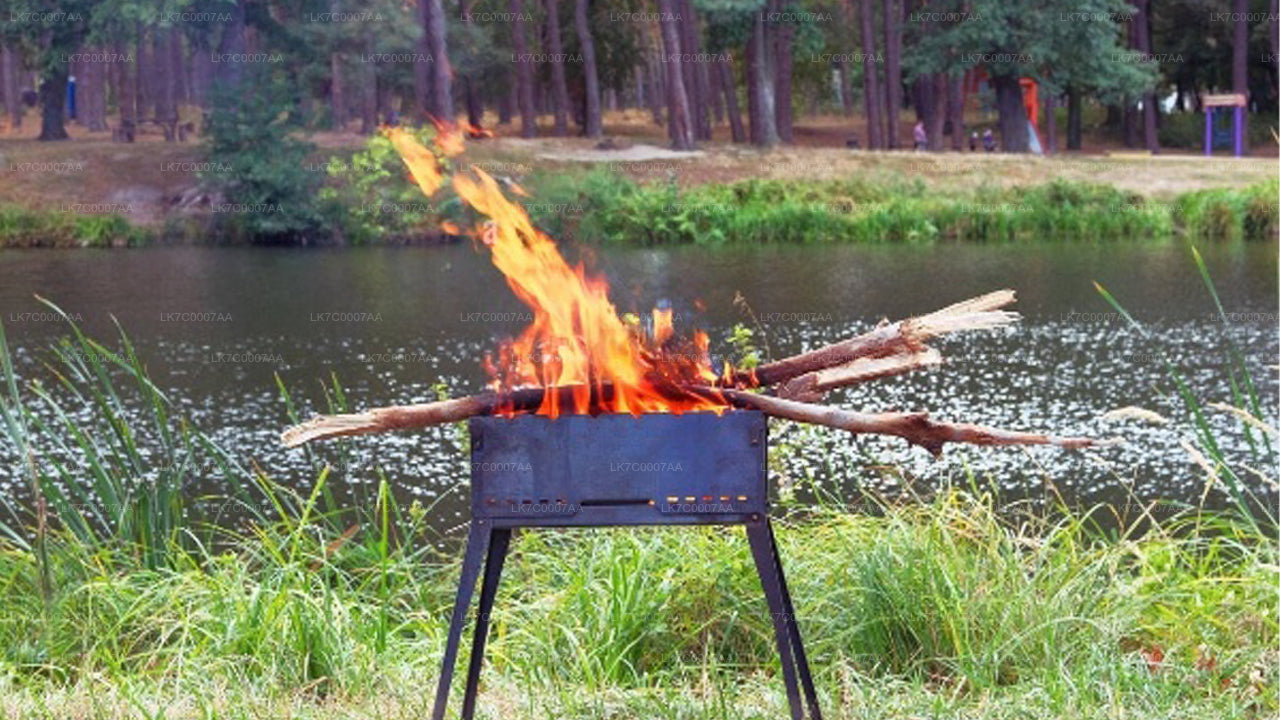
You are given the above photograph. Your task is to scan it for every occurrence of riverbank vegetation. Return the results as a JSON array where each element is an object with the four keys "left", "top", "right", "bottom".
[
  {"left": 2, "top": 162, "right": 1275, "bottom": 248},
  {"left": 0, "top": 274, "right": 1275, "bottom": 717}
]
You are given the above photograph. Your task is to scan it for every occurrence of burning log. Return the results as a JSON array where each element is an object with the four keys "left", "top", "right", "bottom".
[
  {"left": 283, "top": 379, "right": 1113, "bottom": 456},
  {"left": 282, "top": 128, "right": 1105, "bottom": 461}
]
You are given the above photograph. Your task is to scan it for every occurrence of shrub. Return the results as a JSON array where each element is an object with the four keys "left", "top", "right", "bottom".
[
  {"left": 318, "top": 125, "right": 460, "bottom": 244},
  {"left": 201, "top": 73, "right": 325, "bottom": 244}
]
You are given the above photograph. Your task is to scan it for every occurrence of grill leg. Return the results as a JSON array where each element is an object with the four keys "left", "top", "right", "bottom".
[
  {"left": 432, "top": 521, "right": 491, "bottom": 720},
  {"left": 767, "top": 520, "right": 822, "bottom": 719},
  {"left": 461, "top": 527, "right": 511, "bottom": 719},
  {"left": 746, "top": 519, "right": 804, "bottom": 720}
]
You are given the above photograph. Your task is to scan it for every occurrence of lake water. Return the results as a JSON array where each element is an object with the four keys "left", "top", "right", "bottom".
[{"left": 1, "top": 241, "right": 1276, "bottom": 530}]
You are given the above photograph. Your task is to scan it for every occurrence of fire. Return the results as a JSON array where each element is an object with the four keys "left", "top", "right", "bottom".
[{"left": 387, "top": 125, "right": 727, "bottom": 417}]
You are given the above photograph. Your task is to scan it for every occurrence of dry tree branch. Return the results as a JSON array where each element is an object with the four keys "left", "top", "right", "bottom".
[
  {"left": 726, "top": 289, "right": 1018, "bottom": 388},
  {"left": 719, "top": 389, "right": 1114, "bottom": 456}
]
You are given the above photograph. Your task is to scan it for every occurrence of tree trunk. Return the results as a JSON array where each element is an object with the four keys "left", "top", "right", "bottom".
[
  {"left": 774, "top": 9, "right": 794, "bottom": 143},
  {"left": 748, "top": 10, "right": 778, "bottom": 146},
  {"left": 947, "top": 74, "right": 963, "bottom": 151},
  {"left": 498, "top": 78, "right": 513, "bottom": 124},
  {"left": 511, "top": 0, "right": 536, "bottom": 137},
  {"left": 360, "top": 52, "right": 377, "bottom": 134},
  {"left": 1133, "top": 0, "right": 1157, "bottom": 152},
  {"left": 190, "top": 37, "right": 212, "bottom": 108},
  {"left": 647, "top": 36, "right": 664, "bottom": 125},
  {"left": 426, "top": 0, "right": 453, "bottom": 119},
  {"left": 414, "top": 0, "right": 431, "bottom": 118},
  {"left": 215, "top": 0, "right": 247, "bottom": 92},
  {"left": 1066, "top": 85, "right": 1082, "bottom": 150},
  {"left": 1232, "top": 0, "right": 1249, "bottom": 151},
  {"left": 460, "top": 0, "right": 483, "bottom": 127},
  {"left": 114, "top": 41, "right": 135, "bottom": 141},
  {"left": 926, "top": 73, "right": 946, "bottom": 150},
  {"left": 680, "top": 0, "right": 711, "bottom": 140},
  {"left": 708, "top": 60, "right": 723, "bottom": 125},
  {"left": 657, "top": 0, "right": 694, "bottom": 149},
  {"left": 992, "top": 73, "right": 1029, "bottom": 152},
  {"left": 135, "top": 24, "right": 150, "bottom": 123},
  {"left": 545, "top": 0, "right": 571, "bottom": 135},
  {"left": 1044, "top": 89, "right": 1057, "bottom": 154},
  {"left": 574, "top": 0, "right": 602, "bottom": 137},
  {"left": 330, "top": 53, "right": 345, "bottom": 129},
  {"left": 858, "top": 0, "right": 882, "bottom": 148},
  {"left": 719, "top": 59, "right": 745, "bottom": 142},
  {"left": 170, "top": 29, "right": 187, "bottom": 106},
  {"left": 634, "top": 65, "right": 646, "bottom": 111},
  {"left": 38, "top": 65, "right": 69, "bottom": 140},
  {"left": 2, "top": 45, "right": 20, "bottom": 129},
  {"left": 157, "top": 29, "right": 178, "bottom": 140},
  {"left": 80, "top": 51, "right": 106, "bottom": 131},
  {"left": 882, "top": 0, "right": 901, "bottom": 148}
]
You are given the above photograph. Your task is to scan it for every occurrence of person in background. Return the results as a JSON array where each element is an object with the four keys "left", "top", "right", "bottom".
[
  {"left": 913, "top": 121, "right": 927, "bottom": 150},
  {"left": 982, "top": 128, "right": 996, "bottom": 152},
  {"left": 969, "top": 131, "right": 979, "bottom": 152}
]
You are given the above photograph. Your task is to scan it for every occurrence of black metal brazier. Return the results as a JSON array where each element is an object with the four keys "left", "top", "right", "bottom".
[{"left": 432, "top": 411, "right": 822, "bottom": 719}]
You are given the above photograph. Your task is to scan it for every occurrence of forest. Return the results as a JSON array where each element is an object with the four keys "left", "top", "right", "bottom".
[{"left": 2, "top": 0, "right": 1277, "bottom": 154}]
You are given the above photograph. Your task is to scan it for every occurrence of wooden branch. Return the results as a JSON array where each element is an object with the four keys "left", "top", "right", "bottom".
[
  {"left": 281, "top": 389, "right": 541, "bottom": 448},
  {"left": 720, "top": 389, "right": 1114, "bottom": 457},
  {"left": 727, "top": 290, "right": 1017, "bottom": 388},
  {"left": 776, "top": 348, "right": 943, "bottom": 402}
]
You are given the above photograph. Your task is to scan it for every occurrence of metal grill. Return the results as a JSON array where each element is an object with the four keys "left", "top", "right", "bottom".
[{"left": 431, "top": 411, "right": 822, "bottom": 719}]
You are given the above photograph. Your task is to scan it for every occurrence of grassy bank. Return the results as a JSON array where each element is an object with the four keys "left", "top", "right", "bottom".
[
  {"left": 0, "top": 490, "right": 1274, "bottom": 719},
  {"left": 2, "top": 124, "right": 1277, "bottom": 247},
  {"left": 529, "top": 173, "right": 1279, "bottom": 245},
  {"left": 0, "top": 272, "right": 1276, "bottom": 718},
  {"left": 4, "top": 176, "right": 1275, "bottom": 248}
]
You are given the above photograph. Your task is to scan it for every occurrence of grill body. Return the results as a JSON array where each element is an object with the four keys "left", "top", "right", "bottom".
[
  {"left": 470, "top": 411, "right": 767, "bottom": 525},
  {"left": 433, "top": 411, "right": 822, "bottom": 720}
]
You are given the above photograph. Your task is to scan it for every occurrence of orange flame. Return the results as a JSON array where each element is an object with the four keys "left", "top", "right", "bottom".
[
  {"left": 390, "top": 127, "right": 726, "bottom": 417},
  {"left": 386, "top": 127, "right": 444, "bottom": 196}
]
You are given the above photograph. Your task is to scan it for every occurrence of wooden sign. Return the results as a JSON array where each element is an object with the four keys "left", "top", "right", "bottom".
[{"left": 1203, "top": 93, "right": 1246, "bottom": 107}]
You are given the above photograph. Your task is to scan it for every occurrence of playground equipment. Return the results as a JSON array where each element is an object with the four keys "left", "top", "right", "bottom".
[
  {"left": 962, "top": 70, "right": 1044, "bottom": 154},
  {"left": 1202, "top": 93, "right": 1246, "bottom": 157}
]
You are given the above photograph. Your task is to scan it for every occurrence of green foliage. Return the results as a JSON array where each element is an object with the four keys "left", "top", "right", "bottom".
[
  {"left": 1174, "top": 181, "right": 1280, "bottom": 242},
  {"left": 318, "top": 125, "right": 458, "bottom": 244},
  {"left": 0, "top": 205, "right": 150, "bottom": 248},
  {"left": 0, "top": 305, "right": 256, "bottom": 568},
  {"left": 525, "top": 171, "right": 1267, "bottom": 245},
  {"left": 201, "top": 73, "right": 325, "bottom": 243}
]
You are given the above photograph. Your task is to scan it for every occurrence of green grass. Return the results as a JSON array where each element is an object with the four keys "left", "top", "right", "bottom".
[
  {"left": 527, "top": 172, "right": 1276, "bottom": 245},
  {"left": 0, "top": 266, "right": 1275, "bottom": 718},
  {"left": 0, "top": 205, "right": 151, "bottom": 248}
]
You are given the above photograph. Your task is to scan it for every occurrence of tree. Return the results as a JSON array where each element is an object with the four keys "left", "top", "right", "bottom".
[
  {"left": 510, "top": 0, "right": 536, "bottom": 136},
  {"left": 1132, "top": 0, "right": 1157, "bottom": 151},
  {"left": 657, "top": 0, "right": 694, "bottom": 148},
  {"left": 545, "top": 0, "right": 570, "bottom": 135},
  {"left": 424, "top": 0, "right": 451, "bottom": 119},
  {"left": 773, "top": 4, "right": 794, "bottom": 143},
  {"left": 1231, "top": 0, "right": 1248, "bottom": 151},
  {"left": 573, "top": 0, "right": 601, "bottom": 137},
  {"left": 1, "top": 44, "right": 19, "bottom": 129},
  {"left": 906, "top": 0, "right": 1153, "bottom": 153},
  {"left": 882, "top": 0, "right": 901, "bottom": 147},
  {"left": 858, "top": 0, "right": 882, "bottom": 148},
  {"left": 1, "top": 0, "right": 94, "bottom": 140}
]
